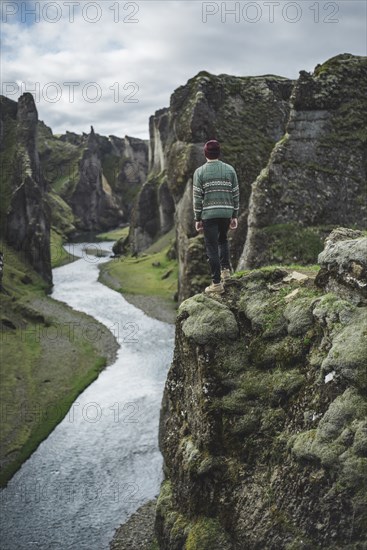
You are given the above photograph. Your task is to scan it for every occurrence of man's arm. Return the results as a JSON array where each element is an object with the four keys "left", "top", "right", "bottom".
[
  {"left": 193, "top": 168, "right": 204, "bottom": 222},
  {"left": 232, "top": 169, "right": 240, "bottom": 220}
]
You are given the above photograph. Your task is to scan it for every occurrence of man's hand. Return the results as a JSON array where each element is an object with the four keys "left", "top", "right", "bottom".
[
  {"left": 195, "top": 220, "right": 203, "bottom": 232},
  {"left": 230, "top": 218, "right": 238, "bottom": 230}
]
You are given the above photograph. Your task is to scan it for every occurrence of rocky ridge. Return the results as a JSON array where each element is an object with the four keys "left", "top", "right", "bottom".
[
  {"left": 155, "top": 227, "right": 367, "bottom": 549},
  {"left": 238, "top": 54, "right": 367, "bottom": 269},
  {"left": 38, "top": 122, "right": 149, "bottom": 235},
  {"left": 129, "top": 72, "right": 293, "bottom": 300},
  {"left": 128, "top": 54, "right": 366, "bottom": 304},
  {"left": 0, "top": 93, "right": 52, "bottom": 285}
]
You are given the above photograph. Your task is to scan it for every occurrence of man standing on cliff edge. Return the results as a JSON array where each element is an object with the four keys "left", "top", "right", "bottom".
[{"left": 193, "top": 140, "right": 239, "bottom": 295}]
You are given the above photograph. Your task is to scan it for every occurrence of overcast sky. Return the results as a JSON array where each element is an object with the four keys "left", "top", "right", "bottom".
[{"left": 1, "top": 0, "right": 366, "bottom": 139}]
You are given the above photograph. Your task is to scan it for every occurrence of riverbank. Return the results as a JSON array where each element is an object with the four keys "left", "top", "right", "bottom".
[
  {"left": 98, "top": 268, "right": 177, "bottom": 325},
  {"left": 110, "top": 499, "right": 158, "bottom": 550},
  {"left": 0, "top": 242, "right": 119, "bottom": 487},
  {"left": 98, "top": 231, "right": 178, "bottom": 326}
]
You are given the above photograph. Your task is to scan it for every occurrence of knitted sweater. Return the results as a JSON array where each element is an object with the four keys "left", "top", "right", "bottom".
[{"left": 193, "top": 160, "right": 240, "bottom": 221}]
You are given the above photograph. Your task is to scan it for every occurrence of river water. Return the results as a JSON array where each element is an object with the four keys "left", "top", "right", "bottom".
[{"left": 0, "top": 242, "right": 175, "bottom": 550}]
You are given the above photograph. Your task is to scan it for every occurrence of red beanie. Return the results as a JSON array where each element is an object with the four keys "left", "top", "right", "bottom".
[{"left": 204, "top": 140, "right": 220, "bottom": 159}]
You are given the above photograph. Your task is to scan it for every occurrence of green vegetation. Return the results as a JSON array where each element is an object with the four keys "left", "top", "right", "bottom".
[
  {"left": 50, "top": 229, "right": 77, "bottom": 268},
  {"left": 100, "top": 246, "right": 177, "bottom": 298},
  {"left": 96, "top": 226, "right": 129, "bottom": 241},
  {"left": 37, "top": 124, "right": 83, "bottom": 198},
  {"left": 47, "top": 191, "right": 75, "bottom": 237},
  {"left": 0, "top": 241, "right": 116, "bottom": 486},
  {"left": 99, "top": 228, "right": 178, "bottom": 301},
  {"left": 262, "top": 224, "right": 328, "bottom": 264},
  {"left": 185, "top": 517, "right": 232, "bottom": 550}
]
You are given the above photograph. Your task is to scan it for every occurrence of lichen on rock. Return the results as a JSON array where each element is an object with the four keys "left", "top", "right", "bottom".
[
  {"left": 178, "top": 294, "right": 239, "bottom": 344},
  {"left": 156, "top": 228, "right": 367, "bottom": 549}
]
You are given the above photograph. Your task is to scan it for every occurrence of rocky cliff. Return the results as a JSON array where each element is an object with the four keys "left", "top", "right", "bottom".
[
  {"left": 0, "top": 94, "right": 52, "bottom": 285},
  {"left": 130, "top": 72, "right": 293, "bottom": 297},
  {"left": 238, "top": 54, "right": 367, "bottom": 269},
  {"left": 38, "top": 123, "right": 149, "bottom": 234},
  {"left": 156, "top": 228, "right": 367, "bottom": 549}
]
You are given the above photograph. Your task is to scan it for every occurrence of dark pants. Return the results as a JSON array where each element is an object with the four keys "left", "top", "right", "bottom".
[{"left": 202, "top": 218, "right": 231, "bottom": 284}]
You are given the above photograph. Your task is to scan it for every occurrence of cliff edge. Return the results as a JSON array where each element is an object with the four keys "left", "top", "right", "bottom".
[{"left": 156, "top": 227, "right": 367, "bottom": 549}]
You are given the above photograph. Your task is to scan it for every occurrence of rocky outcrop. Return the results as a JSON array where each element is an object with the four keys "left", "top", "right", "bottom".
[
  {"left": 1, "top": 94, "right": 52, "bottom": 285},
  {"left": 130, "top": 72, "right": 293, "bottom": 299},
  {"left": 315, "top": 227, "right": 367, "bottom": 304},
  {"left": 70, "top": 127, "right": 123, "bottom": 231},
  {"left": 156, "top": 229, "right": 367, "bottom": 549},
  {"left": 38, "top": 123, "right": 149, "bottom": 234},
  {"left": 239, "top": 54, "right": 367, "bottom": 269}
]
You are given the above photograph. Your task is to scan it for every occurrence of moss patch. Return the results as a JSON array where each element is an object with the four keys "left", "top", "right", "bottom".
[
  {"left": 179, "top": 294, "right": 239, "bottom": 345},
  {"left": 96, "top": 226, "right": 130, "bottom": 241},
  {"left": 50, "top": 229, "right": 77, "bottom": 268},
  {"left": 262, "top": 224, "right": 329, "bottom": 265},
  {"left": 185, "top": 517, "right": 232, "bottom": 550}
]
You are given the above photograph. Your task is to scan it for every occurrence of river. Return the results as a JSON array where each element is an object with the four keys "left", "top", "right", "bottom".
[{"left": 0, "top": 242, "right": 175, "bottom": 549}]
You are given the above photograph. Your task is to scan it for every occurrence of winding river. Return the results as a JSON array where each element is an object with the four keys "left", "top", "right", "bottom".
[{"left": 0, "top": 242, "right": 175, "bottom": 549}]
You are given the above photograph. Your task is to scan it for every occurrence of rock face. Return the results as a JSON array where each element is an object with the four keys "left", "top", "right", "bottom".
[
  {"left": 315, "top": 227, "right": 367, "bottom": 304},
  {"left": 70, "top": 127, "right": 123, "bottom": 231},
  {"left": 156, "top": 229, "right": 367, "bottom": 549},
  {"left": 130, "top": 72, "right": 293, "bottom": 298},
  {"left": 38, "top": 123, "right": 149, "bottom": 234},
  {"left": 0, "top": 94, "right": 52, "bottom": 285},
  {"left": 239, "top": 54, "right": 367, "bottom": 269}
]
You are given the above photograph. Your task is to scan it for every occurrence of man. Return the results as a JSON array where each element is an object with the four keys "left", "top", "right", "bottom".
[{"left": 193, "top": 140, "right": 239, "bottom": 295}]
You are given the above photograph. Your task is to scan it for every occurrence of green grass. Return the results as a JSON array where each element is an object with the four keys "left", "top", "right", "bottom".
[
  {"left": 50, "top": 229, "right": 77, "bottom": 268},
  {"left": 96, "top": 226, "right": 130, "bottom": 241},
  {"left": 99, "top": 228, "right": 177, "bottom": 299},
  {"left": 100, "top": 245, "right": 178, "bottom": 299},
  {"left": 0, "top": 241, "right": 116, "bottom": 486},
  {"left": 233, "top": 264, "right": 320, "bottom": 279}
]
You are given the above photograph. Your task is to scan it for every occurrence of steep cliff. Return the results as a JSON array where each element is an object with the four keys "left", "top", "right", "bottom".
[
  {"left": 156, "top": 228, "right": 367, "bottom": 549},
  {"left": 239, "top": 54, "right": 367, "bottom": 269},
  {"left": 38, "top": 124, "right": 149, "bottom": 234},
  {"left": 0, "top": 94, "right": 52, "bottom": 285},
  {"left": 130, "top": 72, "right": 293, "bottom": 297}
]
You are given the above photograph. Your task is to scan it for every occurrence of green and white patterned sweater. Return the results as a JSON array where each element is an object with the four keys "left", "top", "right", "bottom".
[{"left": 193, "top": 160, "right": 240, "bottom": 221}]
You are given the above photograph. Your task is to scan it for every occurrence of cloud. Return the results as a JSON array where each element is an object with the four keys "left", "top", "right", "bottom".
[{"left": 1, "top": 0, "right": 366, "bottom": 139}]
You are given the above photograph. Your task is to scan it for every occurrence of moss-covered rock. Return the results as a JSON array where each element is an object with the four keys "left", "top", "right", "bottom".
[
  {"left": 157, "top": 251, "right": 367, "bottom": 548},
  {"left": 185, "top": 517, "right": 232, "bottom": 550},
  {"left": 239, "top": 55, "right": 367, "bottom": 269},
  {"left": 320, "top": 308, "right": 367, "bottom": 391},
  {"left": 179, "top": 294, "right": 239, "bottom": 344}
]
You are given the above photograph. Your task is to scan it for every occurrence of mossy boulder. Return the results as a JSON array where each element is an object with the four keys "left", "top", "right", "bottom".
[
  {"left": 157, "top": 252, "right": 367, "bottom": 548},
  {"left": 320, "top": 307, "right": 367, "bottom": 391},
  {"left": 178, "top": 294, "right": 239, "bottom": 345},
  {"left": 292, "top": 388, "right": 367, "bottom": 476}
]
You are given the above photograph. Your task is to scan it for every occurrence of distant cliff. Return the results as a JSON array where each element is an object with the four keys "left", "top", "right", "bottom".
[
  {"left": 129, "top": 54, "right": 366, "bottom": 304},
  {"left": 238, "top": 54, "right": 367, "bottom": 269},
  {"left": 38, "top": 123, "right": 149, "bottom": 234},
  {"left": 156, "top": 228, "right": 367, "bottom": 549},
  {"left": 129, "top": 72, "right": 293, "bottom": 300},
  {"left": 0, "top": 93, "right": 52, "bottom": 285}
]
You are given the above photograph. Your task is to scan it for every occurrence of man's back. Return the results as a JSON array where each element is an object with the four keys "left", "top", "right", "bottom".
[{"left": 193, "top": 159, "right": 239, "bottom": 221}]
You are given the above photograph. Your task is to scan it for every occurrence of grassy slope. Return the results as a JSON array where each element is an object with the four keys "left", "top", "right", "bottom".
[
  {"left": 50, "top": 228, "right": 77, "bottom": 268},
  {"left": 99, "top": 230, "right": 177, "bottom": 299},
  {"left": 0, "top": 241, "right": 118, "bottom": 487},
  {"left": 96, "top": 226, "right": 130, "bottom": 242}
]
